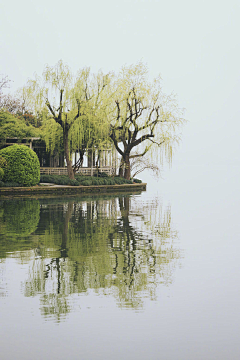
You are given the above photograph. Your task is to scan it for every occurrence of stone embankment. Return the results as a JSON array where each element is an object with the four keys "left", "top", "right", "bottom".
[{"left": 0, "top": 183, "right": 147, "bottom": 198}]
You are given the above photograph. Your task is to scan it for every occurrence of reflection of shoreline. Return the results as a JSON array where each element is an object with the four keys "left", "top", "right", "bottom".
[
  {"left": 0, "top": 194, "right": 183, "bottom": 320},
  {"left": 0, "top": 190, "right": 143, "bottom": 202}
]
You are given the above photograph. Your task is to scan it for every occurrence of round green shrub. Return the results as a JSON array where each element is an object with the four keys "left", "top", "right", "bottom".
[
  {"left": 0, "top": 144, "right": 40, "bottom": 186},
  {"left": 0, "top": 167, "right": 4, "bottom": 181},
  {"left": 0, "top": 155, "right": 7, "bottom": 168}
]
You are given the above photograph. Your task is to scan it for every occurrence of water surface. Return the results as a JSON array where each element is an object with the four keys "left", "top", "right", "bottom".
[{"left": 0, "top": 170, "right": 240, "bottom": 360}]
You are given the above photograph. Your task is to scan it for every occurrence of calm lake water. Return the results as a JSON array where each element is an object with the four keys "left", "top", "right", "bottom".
[{"left": 1, "top": 164, "right": 240, "bottom": 359}]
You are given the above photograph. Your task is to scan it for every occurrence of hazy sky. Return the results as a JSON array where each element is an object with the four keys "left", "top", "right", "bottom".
[
  {"left": 1, "top": 4, "right": 240, "bottom": 358},
  {"left": 1, "top": 0, "right": 240, "bottom": 176}
]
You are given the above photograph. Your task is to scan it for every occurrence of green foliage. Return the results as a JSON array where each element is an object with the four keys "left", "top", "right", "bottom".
[
  {"left": 113, "top": 176, "right": 132, "bottom": 185},
  {"left": 133, "top": 178, "right": 142, "bottom": 183},
  {"left": 0, "top": 144, "right": 40, "bottom": 186},
  {"left": 18, "top": 113, "right": 39, "bottom": 127},
  {"left": 40, "top": 174, "right": 77, "bottom": 186},
  {"left": 108, "top": 178, "right": 116, "bottom": 185},
  {"left": 93, "top": 178, "right": 105, "bottom": 185},
  {"left": 81, "top": 180, "right": 92, "bottom": 186},
  {"left": 40, "top": 174, "right": 133, "bottom": 186},
  {"left": 74, "top": 175, "right": 93, "bottom": 183},
  {"left": 41, "top": 117, "right": 63, "bottom": 154},
  {"left": 91, "top": 177, "right": 101, "bottom": 185},
  {"left": 53, "top": 176, "right": 70, "bottom": 185},
  {"left": 0, "top": 167, "right": 4, "bottom": 180},
  {"left": 93, "top": 171, "right": 109, "bottom": 177},
  {"left": 0, "top": 155, "right": 7, "bottom": 168},
  {"left": 0, "top": 181, "right": 23, "bottom": 187},
  {"left": 109, "top": 62, "right": 186, "bottom": 179},
  {"left": 23, "top": 61, "right": 112, "bottom": 180},
  {"left": 68, "top": 179, "right": 79, "bottom": 186},
  {"left": 40, "top": 174, "right": 58, "bottom": 183},
  {"left": 0, "top": 110, "right": 40, "bottom": 142}
]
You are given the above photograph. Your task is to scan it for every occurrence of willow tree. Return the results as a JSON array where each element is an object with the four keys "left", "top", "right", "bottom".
[
  {"left": 23, "top": 61, "right": 111, "bottom": 179},
  {"left": 109, "top": 62, "right": 185, "bottom": 179},
  {"left": 69, "top": 68, "right": 112, "bottom": 173}
]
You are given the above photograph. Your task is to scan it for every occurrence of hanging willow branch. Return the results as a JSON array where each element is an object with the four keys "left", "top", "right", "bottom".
[{"left": 109, "top": 62, "right": 186, "bottom": 179}]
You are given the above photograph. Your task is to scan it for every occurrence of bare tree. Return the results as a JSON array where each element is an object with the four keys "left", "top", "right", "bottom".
[
  {"left": 0, "top": 75, "right": 29, "bottom": 115},
  {"left": 0, "top": 75, "right": 11, "bottom": 93}
]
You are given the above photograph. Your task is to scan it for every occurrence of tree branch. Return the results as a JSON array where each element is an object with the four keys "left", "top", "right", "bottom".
[
  {"left": 46, "top": 99, "right": 56, "bottom": 119},
  {"left": 110, "top": 128, "right": 124, "bottom": 157},
  {"left": 130, "top": 133, "right": 154, "bottom": 149},
  {"left": 149, "top": 138, "right": 165, "bottom": 147}
]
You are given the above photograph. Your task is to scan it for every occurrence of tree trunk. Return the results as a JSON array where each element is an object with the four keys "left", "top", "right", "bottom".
[
  {"left": 63, "top": 128, "right": 74, "bottom": 180},
  {"left": 124, "top": 154, "right": 131, "bottom": 180},
  {"left": 119, "top": 157, "right": 125, "bottom": 177},
  {"left": 79, "top": 150, "right": 84, "bottom": 167}
]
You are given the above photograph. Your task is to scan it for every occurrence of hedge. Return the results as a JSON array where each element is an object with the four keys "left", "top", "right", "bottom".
[
  {"left": 133, "top": 178, "right": 142, "bottom": 183},
  {"left": 40, "top": 174, "right": 134, "bottom": 186}
]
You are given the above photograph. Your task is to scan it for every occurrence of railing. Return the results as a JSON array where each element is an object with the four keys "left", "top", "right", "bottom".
[{"left": 40, "top": 167, "right": 116, "bottom": 176}]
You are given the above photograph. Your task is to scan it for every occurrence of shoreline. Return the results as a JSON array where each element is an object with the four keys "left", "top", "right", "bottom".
[{"left": 0, "top": 183, "right": 147, "bottom": 198}]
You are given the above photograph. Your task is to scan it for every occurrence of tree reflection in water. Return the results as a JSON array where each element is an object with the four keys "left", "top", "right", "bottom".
[{"left": 0, "top": 195, "right": 182, "bottom": 321}]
